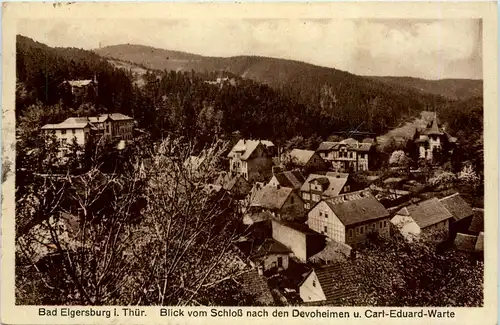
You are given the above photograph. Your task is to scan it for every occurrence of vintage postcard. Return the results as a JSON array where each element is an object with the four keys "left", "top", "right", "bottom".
[{"left": 1, "top": 1, "right": 498, "bottom": 324}]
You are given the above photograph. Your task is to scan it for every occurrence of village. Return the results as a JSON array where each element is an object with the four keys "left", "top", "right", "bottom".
[{"left": 20, "top": 74, "right": 484, "bottom": 307}]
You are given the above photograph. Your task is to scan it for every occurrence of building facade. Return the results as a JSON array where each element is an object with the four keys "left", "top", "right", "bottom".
[
  {"left": 414, "top": 113, "right": 457, "bottom": 161},
  {"left": 316, "top": 138, "right": 373, "bottom": 172},
  {"left": 307, "top": 190, "right": 390, "bottom": 246},
  {"left": 300, "top": 172, "right": 351, "bottom": 210},
  {"left": 227, "top": 140, "right": 275, "bottom": 183}
]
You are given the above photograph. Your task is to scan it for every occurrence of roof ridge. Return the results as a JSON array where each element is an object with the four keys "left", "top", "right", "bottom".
[{"left": 439, "top": 192, "right": 460, "bottom": 201}]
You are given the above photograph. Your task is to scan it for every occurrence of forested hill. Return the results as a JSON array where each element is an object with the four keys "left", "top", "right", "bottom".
[
  {"left": 367, "top": 76, "right": 483, "bottom": 101},
  {"left": 16, "top": 35, "right": 482, "bottom": 160},
  {"left": 95, "top": 43, "right": 482, "bottom": 102}
]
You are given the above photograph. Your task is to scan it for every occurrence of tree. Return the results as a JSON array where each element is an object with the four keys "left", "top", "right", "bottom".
[
  {"left": 348, "top": 231, "right": 483, "bottom": 307},
  {"left": 16, "top": 138, "right": 257, "bottom": 306},
  {"left": 389, "top": 150, "right": 409, "bottom": 166}
]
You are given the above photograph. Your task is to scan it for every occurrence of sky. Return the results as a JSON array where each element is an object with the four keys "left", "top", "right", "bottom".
[{"left": 17, "top": 18, "right": 482, "bottom": 80}]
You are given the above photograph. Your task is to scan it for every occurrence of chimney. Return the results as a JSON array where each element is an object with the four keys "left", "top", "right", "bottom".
[{"left": 257, "top": 265, "right": 264, "bottom": 275}]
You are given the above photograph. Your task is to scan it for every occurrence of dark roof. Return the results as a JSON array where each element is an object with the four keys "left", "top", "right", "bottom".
[
  {"left": 324, "top": 192, "right": 389, "bottom": 226},
  {"left": 272, "top": 171, "right": 305, "bottom": 189},
  {"left": 273, "top": 220, "right": 321, "bottom": 235},
  {"left": 250, "top": 238, "right": 291, "bottom": 259},
  {"left": 440, "top": 193, "right": 474, "bottom": 222},
  {"left": 228, "top": 139, "right": 274, "bottom": 160},
  {"left": 309, "top": 240, "right": 352, "bottom": 264},
  {"left": 238, "top": 269, "right": 275, "bottom": 305},
  {"left": 251, "top": 185, "right": 293, "bottom": 210},
  {"left": 300, "top": 173, "right": 349, "bottom": 197},
  {"left": 468, "top": 210, "right": 484, "bottom": 233},
  {"left": 454, "top": 233, "right": 478, "bottom": 252},
  {"left": 423, "top": 113, "right": 444, "bottom": 136},
  {"left": 402, "top": 198, "right": 453, "bottom": 229},
  {"left": 475, "top": 232, "right": 484, "bottom": 252},
  {"left": 313, "top": 262, "right": 360, "bottom": 304}
]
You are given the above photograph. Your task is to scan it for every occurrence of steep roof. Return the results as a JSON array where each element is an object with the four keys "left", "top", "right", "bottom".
[
  {"left": 250, "top": 238, "right": 291, "bottom": 259},
  {"left": 468, "top": 210, "right": 484, "bottom": 233},
  {"left": 289, "top": 149, "right": 316, "bottom": 166},
  {"left": 317, "top": 141, "right": 337, "bottom": 152},
  {"left": 324, "top": 191, "right": 389, "bottom": 226},
  {"left": 422, "top": 113, "right": 444, "bottom": 136},
  {"left": 475, "top": 232, "right": 484, "bottom": 252},
  {"left": 237, "top": 269, "right": 275, "bottom": 305},
  {"left": 251, "top": 185, "right": 293, "bottom": 210},
  {"left": 309, "top": 240, "right": 352, "bottom": 264},
  {"left": 313, "top": 262, "right": 360, "bottom": 304},
  {"left": 301, "top": 173, "right": 349, "bottom": 197},
  {"left": 272, "top": 170, "right": 306, "bottom": 189},
  {"left": 440, "top": 193, "right": 474, "bottom": 222},
  {"left": 454, "top": 233, "right": 478, "bottom": 252},
  {"left": 402, "top": 198, "right": 453, "bottom": 229},
  {"left": 228, "top": 139, "right": 274, "bottom": 160}
]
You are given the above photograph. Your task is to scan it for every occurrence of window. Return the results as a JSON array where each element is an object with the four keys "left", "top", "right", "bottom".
[
  {"left": 356, "top": 228, "right": 359, "bottom": 234},
  {"left": 324, "top": 213, "right": 328, "bottom": 219},
  {"left": 349, "top": 229, "right": 353, "bottom": 237},
  {"left": 106, "top": 125, "right": 110, "bottom": 133},
  {"left": 291, "top": 196, "right": 294, "bottom": 204},
  {"left": 61, "top": 129, "right": 66, "bottom": 135},
  {"left": 72, "top": 129, "right": 75, "bottom": 134},
  {"left": 384, "top": 221, "right": 387, "bottom": 228},
  {"left": 324, "top": 226, "right": 328, "bottom": 233},
  {"left": 305, "top": 203, "right": 310, "bottom": 209},
  {"left": 319, "top": 212, "right": 322, "bottom": 217},
  {"left": 360, "top": 226, "right": 364, "bottom": 235},
  {"left": 277, "top": 256, "right": 283, "bottom": 268},
  {"left": 380, "top": 221, "right": 383, "bottom": 229}
]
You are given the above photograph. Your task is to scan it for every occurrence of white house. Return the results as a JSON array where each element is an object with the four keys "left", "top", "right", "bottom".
[
  {"left": 391, "top": 197, "right": 454, "bottom": 241},
  {"left": 227, "top": 139, "right": 275, "bottom": 183}
]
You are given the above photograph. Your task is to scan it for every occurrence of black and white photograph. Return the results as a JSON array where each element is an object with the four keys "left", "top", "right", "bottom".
[{"left": 2, "top": 2, "right": 496, "bottom": 319}]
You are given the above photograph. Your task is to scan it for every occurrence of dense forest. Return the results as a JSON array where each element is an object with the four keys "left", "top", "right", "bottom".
[{"left": 17, "top": 35, "right": 483, "bottom": 150}]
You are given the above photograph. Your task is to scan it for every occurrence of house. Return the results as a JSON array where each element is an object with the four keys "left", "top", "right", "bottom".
[
  {"left": 453, "top": 233, "right": 479, "bottom": 252},
  {"left": 271, "top": 220, "right": 325, "bottom": 263},
  {"left": 414, "top": 113, "right": 457, "bottom": 161},
  {"left": 227, "top": 139, "right": 275, "bottom": 183},
  {"left": 88, "top": 113, "right": 135, "bottom": 141},
  {"left": 316, "top": 138, "right": 373, "bottom": 172},
  {"left": 299, "top": 262, "right": 359, "bottom": 304},
  {"left": 41, "top": 117, "right": 98, "bottom": 156},
  {"left": 250, "top": 185, "right": 305, "bottom": 221},
  {"left": 248, "top": 238, "right": 291, "bottom": 274},
  {"left": 41, "top": 113, "right": 135, "bottom": 155},
  {"left": 286, "top": 149, "right": 327, "bottom": 171},
  {"left": 59, "top": 76, "right": 98, "bottom": 100},
  {"left": 307, "top": 190, "right": 390, "bottom": 246},
  {"left": 268, "top": 170, "right": 306, "bottom": 191},
  {"left": 440, "top": 193, "right": 475, "bottom": 238},
  {"left": 215, "top": 172, "right": 252, "bottom": 199},
  {"left": 468, "top": 208, "right": 484, "bottom": 235},
  {"left": 237, "top": 269, "right": 275, "bottom": 305},
  {"left": 391, "top": 197, "right": 454, "bottom": 241},
  {"left": 300, "top": 172, "right": 352, "bottom": 210}
]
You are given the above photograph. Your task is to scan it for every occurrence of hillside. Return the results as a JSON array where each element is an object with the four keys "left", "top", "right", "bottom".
[
  {"left": 368, "top": 76, "right": 483, "bottom": 101},
  {"left": 95, "top": 44, "right": 482, "bottom": 101}
]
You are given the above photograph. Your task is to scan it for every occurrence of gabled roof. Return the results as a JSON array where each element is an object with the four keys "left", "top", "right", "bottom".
[
  {"left": 454, "top": 233, "right": 478, "bottom": 252},
  {"left": 475, "top": 232, "right": 484, "bottom": 252},
  {"left": 317, "top": 141, "right": 337, "bottom": 152},
  {"left": 289, "top": 149, "right": 316, "bottom": 166},
  {"left": 317, "top": 139, "right": 371, "bottom": 152},
  {"left": 422, "top": 113, "right": 444, "bottom": 136},
  {"left": 272, "top": 171, "right": 306, "bottom": 189},
  {"left": 312, "top": 262, "right": 360, "bottom": 304},
  {"left": 400, "top": 198, "right": 453, "bottom": 229},
  {"left": 468, "top": 210, "right": 484, "bottom": 233},
  {"left": 251, "top": 185, "right": 293, "bottom": 210},
  {"left": 309, "top": 240, "right": 352, "bottom": 264},
  {"left": 228, "top": 139, "right": 274, "bottom": 160},
  {"left": 301, "top": 173, "right": 349, "bottom": 197},
  {"left": 250, "top": 238, "right": 291, "bottom": 259},
  {"left": 324, "top": 191, "right": 389, "bottom": 226},
  {"left": 440, "top": 193, "right": 474, "bottom": 222},
  {"left": 237, "top": 269, "right": 275, "bottom": 305},
  {"left": 215, "top": 172, "right": 251, "bottom": 195}
]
